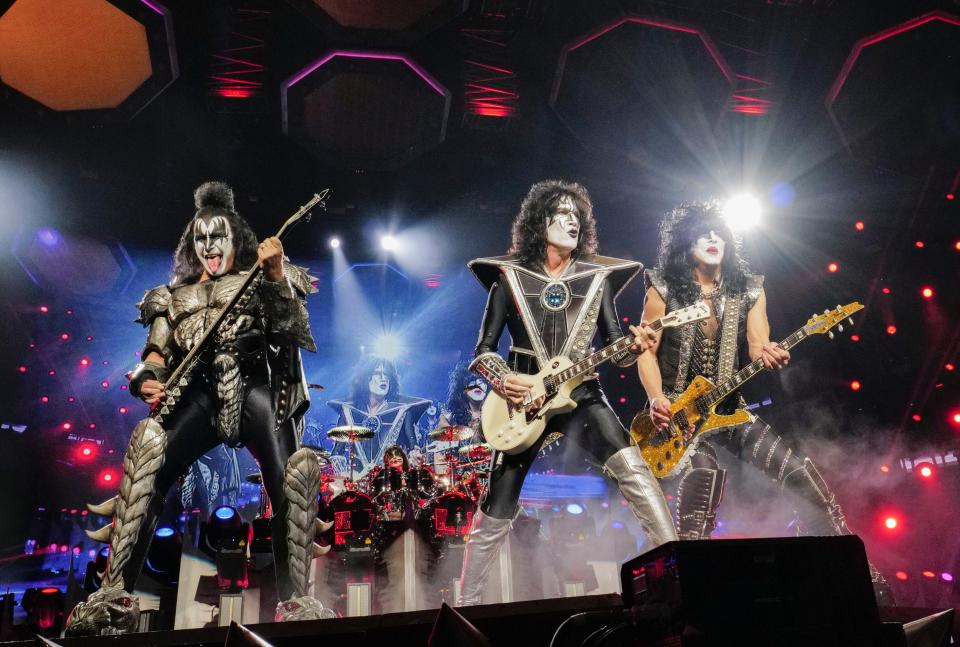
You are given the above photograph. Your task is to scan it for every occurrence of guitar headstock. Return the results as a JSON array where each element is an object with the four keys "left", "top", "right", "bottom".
[
  {"left": 660, "top": 301, "right": 710, "bottom": 329},
  {"left": 278, "top": 189, "right": 331, "bottom": 236},
  {"left": 804, "top": 302, "right": 864, "bottom": 338}
]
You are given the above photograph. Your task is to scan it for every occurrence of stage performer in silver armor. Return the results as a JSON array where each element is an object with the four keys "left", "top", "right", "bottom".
[
  {"left": 327, "top": 356, "right": 430, "bottom": 478},
  {"left": 457, "top": 180, "right": 677, "bottom": 606},
  {"left": 636, "top": 201, "right": 890, "bottom": 600},
  {"left": 66, "top": 182, "right": 330, "bottom": 635}
]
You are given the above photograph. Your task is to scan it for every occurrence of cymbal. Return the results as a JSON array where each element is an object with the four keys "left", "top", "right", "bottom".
[
  {"left": 458, "top": 442, "right": 492, "bottom": 457},
  {"left": 301, "top": 444, "right": 332, "bottom": 463},
  {"left": 245, "top": 472, "right": 263, "bottom": 485},
  {"left": 428, "top": 425, "right": 474, "bottom": 442},
  {"left": 326, "top": 425, "right": 374, "bottom": 442}
]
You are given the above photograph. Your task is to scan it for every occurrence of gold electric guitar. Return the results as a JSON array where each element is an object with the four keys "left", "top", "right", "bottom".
[
  {"left": 481, "top": 301, "right": 709, "bottom": 455},
  {"left": 631, "top": 302, "right": 863, "bottom": 479}
]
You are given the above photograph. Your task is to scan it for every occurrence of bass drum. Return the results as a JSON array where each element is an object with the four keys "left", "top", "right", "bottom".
[
  {"left": 416, "top": 491, "right": 476, "bottom": 544},
  {"left": 323, "top": 491, "right": 378, "bottom": 553}
]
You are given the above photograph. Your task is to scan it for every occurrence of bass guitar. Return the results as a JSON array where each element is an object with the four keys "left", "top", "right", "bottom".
[
  {"left": 630, "top": 302, "right": 863, "bottom": 479},
  {"left": 481, "top": 302, "right": 709, "bottom": 454}
]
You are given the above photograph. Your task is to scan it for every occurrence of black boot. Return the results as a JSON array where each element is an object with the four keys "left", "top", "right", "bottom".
[{"left": 676, "top": 467, "right": 726, "bottom": 540}]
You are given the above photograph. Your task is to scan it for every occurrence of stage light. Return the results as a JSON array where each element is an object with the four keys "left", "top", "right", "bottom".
[
  {"left": 380, "top": 235, "right": 399, "bottom": 251},
  {"left": 915, "top": 241, "right": 925, "bottom": 248},
  {"left": 945, "top": 363, "right": 955, "bottom": 371},
  {"left": 948, "top": 193, "right": 956, "bottom": 200},
  {"left": 61, "top": 422, "right": 72, "bottom": 431},
  {"left": 101, "top": 380, "right": 110, "bottom": 388},
  {"left": 77, "top": 443, "right": 97, "bottom": 462},
  {"left": 922, "top": 570, "right": 936, "bottom": 579},
  {"left": 155, "top": 527, "right": 175, "bottom": 538},
  {"left": 827, "top": 263, "right": 839, "bottom": 273},
  {"left": 895, "top": 571, "right": 908, "bottom": 581},
  {"left": 850, "top": 335, "right": 860, "bottom": 342},
  {"left": 886, "top": 325, "right": 896, "bottom": 335},
  {"left": 950, "top": 411, "right": 960, "bottom": 426},
  {"left": 882, "top": 287, "right": 891, "bottom": 294},
  {"left": 18, "top": 365, "right": 26, "bottom": 373},
  {"left": 99, "top": 468, "right": 118, "bottom": 485},
  {"left": 954, "top": 241, "right": 960, "bottom": 251},
  {"left": 723, "top": 194, "right": 762, "bottom": 230},
  {"left": 214, "top": 506, "right": 237, "bottom": 521},
  {"left": 618, "top": 396, "right": 627, "bottom": 404},
  {"left": 566, "top": 503, "right": 584, "bottom": 515},
  {"left": 921, "top": 286, "right": 934, "bottom": 299},
  {"left": 79, "top": 357, "right": 90, "bottom": 366},
  {"left": 48, "top": 370, "right": 56, "bottom": 376},
  {"left": 40, "top": 396, "right": 48, "bottom": 403},
  {"left": 884, "top": 516, "right": 898, "bottom": 529},
  {"left": 329, "top": 237, "right": 341, "bottom": 249},
  {"left": 917, "top": 464, "right": 933, "bottom": 479},
  {"left": 146, "top": 526, "right": 182, "bottom": 586},
  {"left": 855, "top": 221, "right": 865, "bottom": 231},
  {"left": 942, "top": 573, "right": 954, "bottom": 582},
  {"left": 60, "top": 333, "right": 70, "bottom": 341},
  {"left": 912, "top": 414, "right": 922, "bottom": 422},
  {"left": 39, "top": 305, "right": 48, "bottom": 313},
  {"left": 372, "top": 333, "right": 405, "bottom": 361},
  {"left": 205, "top": 506, "right": 248, "bottom": 590},
  {"left": 850, "top": 380, "right": 862, "bottom": 391},
  {"left": 880, "top": 465, "right": 890, "bottom": 473},
  {"left": 118, "top": 406, "right": 128, "bottom": 414}
]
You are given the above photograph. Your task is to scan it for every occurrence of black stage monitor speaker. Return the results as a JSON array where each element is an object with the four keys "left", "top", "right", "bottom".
[{"left": 620, "top": 535, "right": 883, "bottom": 646}]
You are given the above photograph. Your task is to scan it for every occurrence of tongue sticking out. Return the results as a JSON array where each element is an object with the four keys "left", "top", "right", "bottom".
[{"left": 208, "top": 256, "right": 221, "bottom": 273}]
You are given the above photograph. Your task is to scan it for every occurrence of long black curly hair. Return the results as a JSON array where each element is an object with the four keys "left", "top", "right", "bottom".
[
  {"left": 509, "top": 180, "right": 599, "bottom": 268},
  {"left": 443, "top": 361, "right": 487, "bottom": 426},
  {"left": 348, "top": 356, "right": 400, "bottom": 405},
  {"left": 170, "top": 181, "right": 259, "bottom": 286},
  {"left": 656, "top": 200, "right": 751, "bottom": 305}
]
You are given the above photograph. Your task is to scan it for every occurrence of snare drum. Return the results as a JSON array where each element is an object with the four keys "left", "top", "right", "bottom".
[{"left": 324, "top": 491, "right": 378, "bottom": 552}]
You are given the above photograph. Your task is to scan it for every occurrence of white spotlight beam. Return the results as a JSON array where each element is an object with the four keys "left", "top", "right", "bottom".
[{"left": 723, "top": 194, "right": 762, "bottom": 231}]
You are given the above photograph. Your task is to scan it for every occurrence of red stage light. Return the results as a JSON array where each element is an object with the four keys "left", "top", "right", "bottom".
[
  {"left": 850, "top": 335, "right": 860, "bottom": 342},
  {"left": 855, "top": 221, "right": 864, "bottom": 231},
  {"left": 886, "top": 325, "right": 897, "bottom": 335},
  {"left": 39, "top": 305, "right": 49, "bottom": 313},
  {"left": 77, "top": 443, "right": 97, "bottom": 461},
  {"left": 915, "top": 241, "right": 925, "bottom": 248},
  {"left": 60, "top": 333, "right": 70, "bottom": 340},
  {"left": 880, "top": 465, "right": 890, "bottom": 473},
  {"left": 61, "top": 422, "right": 72, "bottom": 431},
  {"left": 884, "top": 516, "right": 898, "bottom": 529},
  {"left": 118, "top": 406, "right": 128, "bottom": 415},
  {"left": 79, "top": 357, "right": 90, "bottom": 366},
  {"left": 948, "top": 193, "right": 955, "bottom": 200},
  {"left": 921, "top": 287, "right": 934, "bottom": 299},
  {"left": 17, "top": 365, "right": 27, "bottom": 373},
  {"left": 911, "top": 414, "right": 921, "bottom": 421},
  {"left": 882, "top": 287, "right": 891, "bottom": 294},
  {"left": 99, "top": 469, "right": 117, "bottom": 485},
  {"left": 88, "top": 423, "right": 96, "bottom": 429},
  {"left": 827, "top": 263, "right": 839, "bottom": 273},
  {"left": 895, "top": 571, "right": 908, "bottom": 581},
  {"left": 922, "top": 570, "right": 936, "bottom": 579},
  {"left": 48, "top": 369, "right": 56, "bottom": 376},
  {"left": 40, "top": 396, "right": 48, "bottom": 403},
  {"left": 955, "top": 241, "right": 960, "bottom": 251},
  {"left": 850, "top": 380, "right": 862, "bottom": 391},
  {"left": 918, "top": 464, "right": 933, "bottom": 479},
  {"left": 618, "top": 397, "right": 627, "bottom": 404},
  {"left": 66, "top": 309, "right": 73, "bottom": 315},
  {"left": 951, "top": 412, "right": 960, "bottom": 425},
  {"left": 101, "top": 380, "right": 110, "bottom": 388},
  {"left": 946, "top": 363, "right": 955, "bottom": 371}
]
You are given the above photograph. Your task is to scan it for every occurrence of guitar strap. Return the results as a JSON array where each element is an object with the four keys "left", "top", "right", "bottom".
[{"left": 716, "top": 291, "right": 742, "bottom": 383}]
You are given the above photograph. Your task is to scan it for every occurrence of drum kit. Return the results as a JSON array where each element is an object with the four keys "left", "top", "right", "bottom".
[{"left": 312, "top": 425, "right": 492, "bottom": 552}]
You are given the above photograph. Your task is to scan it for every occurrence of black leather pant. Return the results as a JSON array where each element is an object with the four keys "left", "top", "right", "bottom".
[
  {"left": 481, "top": 381, "right": 631, "bottom": 519},
  {"left": 678, "top": 417, "right": 847, "bottom": 538},
  {"left": 119, "top": 379, "right": 301, "bottom": 599}
]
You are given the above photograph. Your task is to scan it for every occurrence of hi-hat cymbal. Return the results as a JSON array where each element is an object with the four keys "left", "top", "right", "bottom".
[
  {"left": 326, "top": 425, "right": 374, "bottom": 442},
  {"left": 428, "top": 425, "right": 474, "bottom": 442},
  {"left": 300, "top": 444, "right": 332, "bottom": 463}
]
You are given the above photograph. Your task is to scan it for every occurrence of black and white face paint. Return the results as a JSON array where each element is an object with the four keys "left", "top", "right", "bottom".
[
  {"left": 691, "top": 229, "right": 726, "bottom": 267},
  {"left": 368, "top": 364, "right": 390, "bottom": 397},
  {"left": 546, "top": 195, "right": 580, "bottom": 252},
  {"left": 193, "top": 216, "right": 236, "bottom": 277},
  {"left": 464, "top": 379, "right": 488, "bottom": 402}
]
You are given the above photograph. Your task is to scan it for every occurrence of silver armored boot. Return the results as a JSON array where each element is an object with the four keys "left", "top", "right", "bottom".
[
  {"left": 274, "top": 448, "right": 336, "bottom": 621},
  {"left": 456, "top": 509, "right": 515, "bottom": 606},
  {"left": 65, "top": 418, "right": 168, "bottom": 636},
  {"left": 603, "top": 446, "right": 678, "bottom": 546}
]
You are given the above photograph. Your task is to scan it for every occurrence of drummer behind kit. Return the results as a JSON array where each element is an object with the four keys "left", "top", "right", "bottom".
[{"left": 313, "top": 424, "right": 493, "bottom": 553}]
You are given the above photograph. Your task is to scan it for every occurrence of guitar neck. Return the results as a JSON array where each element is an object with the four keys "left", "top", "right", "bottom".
[
  {"left": 552, "top": 319, "right": 666, "bottom": 385},
  {"left": 702, "top": 325, "right": 810, "bottom": 407}
]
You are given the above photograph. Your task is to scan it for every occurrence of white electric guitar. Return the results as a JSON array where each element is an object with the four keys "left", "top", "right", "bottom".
[{"left": 481, "top": 302, "right": 710, "bottom": 454}]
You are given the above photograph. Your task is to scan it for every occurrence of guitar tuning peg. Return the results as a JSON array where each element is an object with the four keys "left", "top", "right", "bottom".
[
  {"left": 828, "top": 331, "right": 834, "bottom": 340},
  {"left": 823, "top": 309, "right": 829, "bottom": 314},
  {"left": 838, "top": 324, "right": 844, "bottom": 333}
]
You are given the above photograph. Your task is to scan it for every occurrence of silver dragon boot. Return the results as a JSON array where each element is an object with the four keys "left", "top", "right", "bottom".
[
  {"left": 65, "top": 418, "right": 168, "bottom": 636},
  {"left": 603, "top": 446, "right": 678, "bottom": 547},
  {"left": 274, "top": 448, "right": 336, "bottom": 621}
]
